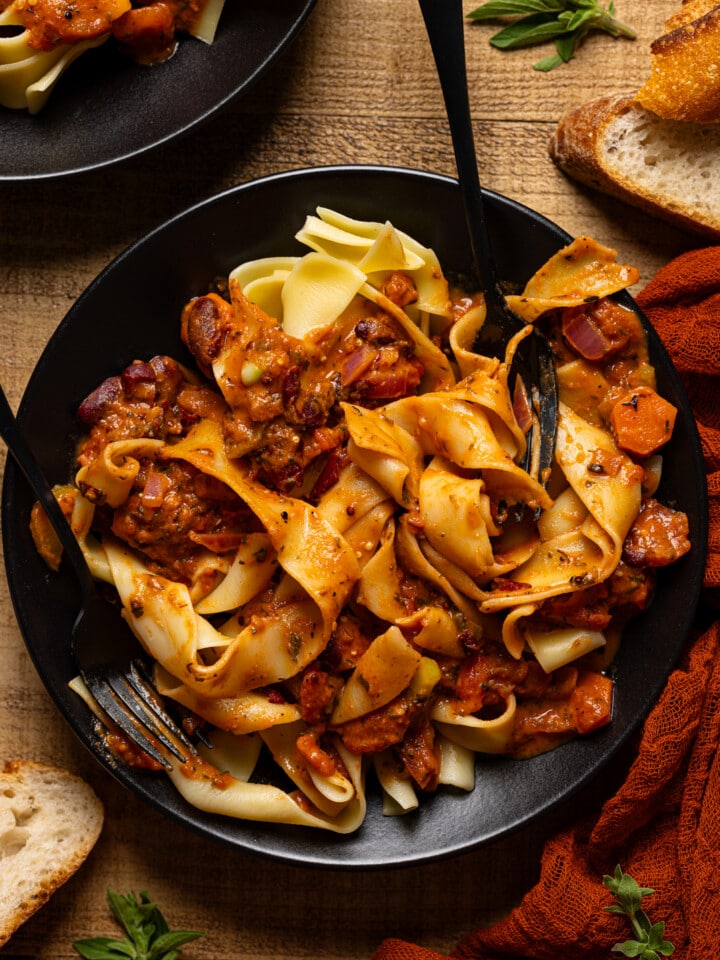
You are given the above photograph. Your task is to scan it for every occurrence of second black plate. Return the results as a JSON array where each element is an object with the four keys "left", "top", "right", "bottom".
[{"left": 0, "top": 0, "right": 316, "bottom": 180}]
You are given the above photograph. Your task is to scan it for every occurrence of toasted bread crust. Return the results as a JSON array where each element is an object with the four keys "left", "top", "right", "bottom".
[
  {"left": 637, "top": 6, "right": 720, "bottom": 122},
  {"left": 550, "top": 94, "right": 720, "bottom": 240},
  {"left": 665, "top": 0, "right": 719, "bottom": 31},
  {"left": 0, "top": 759, "right": 104, "bottom": 948}
]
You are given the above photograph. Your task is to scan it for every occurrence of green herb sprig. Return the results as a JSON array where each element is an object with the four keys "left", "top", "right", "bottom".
[
  {"left": 73, "top": 890, "right": 204, "bottom": 960},
  {"left": 603, "top": 866, "right": 675, "bottom": 960},
  {"left": 467, "top": 0, "right": 636, "bottom": 72}
]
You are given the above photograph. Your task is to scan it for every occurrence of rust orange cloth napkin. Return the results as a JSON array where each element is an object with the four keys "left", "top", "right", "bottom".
[{"left": 372, "top": 246, "right": 720, "bottom": 960}]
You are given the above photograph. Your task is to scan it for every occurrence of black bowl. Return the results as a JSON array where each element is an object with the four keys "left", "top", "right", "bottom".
[
  {"left": 1, "top": 166, "right": 708, "bottom": 867},
  {"left": 0, "top": 0, "right": 316, "bottom": 180}
]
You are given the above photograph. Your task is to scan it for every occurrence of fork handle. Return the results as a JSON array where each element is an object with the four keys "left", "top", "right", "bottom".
[
  {"left": 0, "top": 383, "right": 95, "bottom": 597},
  {"left": 417, "top": 0, "right": 497, "bottom": 296}
]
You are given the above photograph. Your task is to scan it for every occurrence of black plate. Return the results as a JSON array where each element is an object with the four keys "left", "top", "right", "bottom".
[
  {"left": 0, "top": 0, "right": 316, "bottom": 180},
  {"left": 1, "top": 166, "right": 708, "bottom": 867}
]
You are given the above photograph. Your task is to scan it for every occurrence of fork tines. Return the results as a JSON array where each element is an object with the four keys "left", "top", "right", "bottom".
[{"left": 83, "top": 660, "right": 197, "bottom": 770}]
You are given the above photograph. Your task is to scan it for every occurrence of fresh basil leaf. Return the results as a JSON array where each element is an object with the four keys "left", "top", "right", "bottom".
[
  {"left": 532, "top": 51, "right": 565, "bottom": 70},
  {"left": 611, "top": 941, "right": 648, "bottom": 959},
  {"left": 468, "top": 0, "right": 636, "bottom": 68},
  {"left": 561, "top": 8, "right": 596, "bottom": 30},
  {"left": 73, "top": 937, "right": 137, "bottom": 960},
  {"left": 645, "top": 921, "right": 675, "bottom": 955},
  {"left": 73, "top": 890, "right": 205, "bottom": 960},
  {"left": 603, "top": 868, "right": 674, "bottom": 960},
  {"left": 554, "top": 31, "right": 577, "bottom": 60},
  {"left": 489, "top": 15, "right": 568, "bottom": 49},
  {"left": 149, "top": 930, "right": 205, "bottom": 957},
  {"left": 468, "top": 0, "right": 565, "bottom": 20}
]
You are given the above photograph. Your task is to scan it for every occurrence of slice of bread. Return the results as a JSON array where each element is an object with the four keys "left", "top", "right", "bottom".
[
  {"left": 549, "top": 93, "right": 720, "bottom": 240},
  {"left": 664, "top": 0, "right": 719, "bottom": 32},
  {"left": 636, "top": 3, "right": 720, "bottom": 122},
  {"left": 0, "top": 759, "right": 104, "bottom": 948}
]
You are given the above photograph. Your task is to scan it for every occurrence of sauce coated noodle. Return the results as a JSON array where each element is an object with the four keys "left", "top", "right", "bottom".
[
  {"left": 0, "top": 0, "right": 225, "bottom": 112},
  {"left": 33, "top": 209, "right": 691, "bottom": 832}
]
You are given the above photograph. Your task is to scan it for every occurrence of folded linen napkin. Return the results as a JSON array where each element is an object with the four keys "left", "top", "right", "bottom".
[{"left": 372, "top": 246, "right": 720, "bottom": 960}]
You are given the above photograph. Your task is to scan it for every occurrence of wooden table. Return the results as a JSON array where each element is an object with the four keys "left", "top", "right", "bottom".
[{"left": 0, "top": 1, "right": 699, "bottom": 956}]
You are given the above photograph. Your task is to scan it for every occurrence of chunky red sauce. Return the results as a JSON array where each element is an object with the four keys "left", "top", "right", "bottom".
[
  {"left": 51, "top": 277, "right": 692, "bottom": 789},
  {"left": 6, "top": 0, "right": 214, "bottom": 63}
]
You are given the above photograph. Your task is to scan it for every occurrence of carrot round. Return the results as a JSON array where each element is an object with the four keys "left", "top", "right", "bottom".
[{"left": 610, "top": 385, "right": 677, "bottom": 457}]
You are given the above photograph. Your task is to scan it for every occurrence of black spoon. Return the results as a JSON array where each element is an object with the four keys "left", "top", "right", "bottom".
[{"left": 418, "top": 0, "right": 558, "bottom": 482}]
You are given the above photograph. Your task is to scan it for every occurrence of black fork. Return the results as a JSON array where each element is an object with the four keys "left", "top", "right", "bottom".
[{"left": 0, "top": 383, "right": 196, "bottom": 771}]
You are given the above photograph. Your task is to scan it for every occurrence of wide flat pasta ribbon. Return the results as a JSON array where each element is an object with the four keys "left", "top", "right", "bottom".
[
  {"left": 479, "top": 402, "right": 642, "bottom": 613},
  {"left": 154, "top": 667, "right": 301, "bottom": 735},
  {"left": 432, "top": 695, "right": 517, "bottom": 754},
  {"left": 418, "top": 456, "right": 498, "bottom": 579},
  {"left": 448, "top": 300, "right": 502, "bottom": 379},
  {"left": 381, "top": 391, "right": 551, "bottom": 511},
  {"left": 394, "top": 515, "right": 484, "bottom": 627},
  {"left": 193, "top": 532, "right": 277, "bottom": 615},
  {"left": 92, "top": 418, "right": 360, "bottom": 696},
  {"left": 441, "top": 367, "right": 528, "bottom": 460},
  {"left": 296, "top": 206, "right": 454, "bottom": 319},
  {"left": 75, "top": 438, "right": 165, "bottom": 508},
  {"left": 505, "top": 236, "right": 641, "bottom": 323},
  {"left": 165, "top": 418, "right": 359, "bottom": 619},
  {"left": 341, "top": 403, "right": 425, "bottom": 506},
  {"left": 330, "top": 625, "right": 423, "bottom": 725},
  {"left": 260, "top": 722, "right": 359, "bottom": 817},
  {"left": 166, "top": 727, "right": 367, "bottom": 833}
]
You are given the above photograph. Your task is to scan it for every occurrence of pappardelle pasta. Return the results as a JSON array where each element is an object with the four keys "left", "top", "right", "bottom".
[
  {"left": 0, "top": 0, "right": 225, "bottom": 113},
  {"left": 31, "top": 209, "right": 691, "bottom": 832}
]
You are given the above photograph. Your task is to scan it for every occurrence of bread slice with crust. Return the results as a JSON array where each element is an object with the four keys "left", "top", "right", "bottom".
[
  {"left": 636, "top": 3, "right": 720, "bottom": 122},
  {"left": 0, "top": 759, "right": 104, "bottom": 948},
  {"left": 549, "top": 93, "right": 720, "bottom": 240}
]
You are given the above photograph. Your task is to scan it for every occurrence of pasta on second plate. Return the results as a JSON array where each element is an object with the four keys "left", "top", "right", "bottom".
[
  {"left": 0, "top": 0, "right": 225, "bottom": 112},
  {"left": 32, "top": 208, "right": 691, "bottom": 831}
]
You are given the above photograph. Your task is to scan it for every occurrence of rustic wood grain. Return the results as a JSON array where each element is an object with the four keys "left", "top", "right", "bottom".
[{"left": 0, "top": 0, "right": 699, "bottom": 956}]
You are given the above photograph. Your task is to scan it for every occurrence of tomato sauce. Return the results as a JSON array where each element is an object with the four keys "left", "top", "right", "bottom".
[
  {"left": 8, "top": 0, "right": 215, "bottom": 63},
  {"left": 56, "top": 269, "right": 691, "bottom": 796}
]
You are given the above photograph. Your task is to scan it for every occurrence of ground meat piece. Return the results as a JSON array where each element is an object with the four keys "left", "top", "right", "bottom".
[
  {"left": 77, "top": 355, "right": 206, "bottom": 465},
  {"left": 381, "top": 271, "right": 419, "bottom": 308},
  {"left": 538, "top": 584, "right": 612, "bottom": 631},
  {"left": 513, "top": 660, "right": 552, "bottom": 700},
  {"left": 396, "top": 713, "right": 439, "bottom": 791},
  {"left": 334, "top": 694, "right": 421, "bottom": 755},
  {"left": 322, "top": 617, "right": 373, "bottom": 673},
  {"left": 623, "top": 498, "right": 691, "bottom": 567},
  {"left": 338, "top": 308, "right": 425, "bottom": 404},
  {"left": 110, "top": 459, "right": 252, "bottom": 580},
  {"left": 606, "top": 561, "right": 655, "bottom": 610},
  {"left": 299, "top": 668, "right": 342, "bottom": 725},
  {"left": 14, "top": 0, "right": 126, "bottom": 50},
  {"left": 453, "top": 645, "right": 529, "bottom": 715},
  {"left": 296, "top": 733, "right": 337, "bottom": 778}
]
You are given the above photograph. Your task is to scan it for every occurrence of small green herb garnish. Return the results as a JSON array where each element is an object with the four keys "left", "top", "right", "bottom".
[
  {"left": 603, "top": 866, "right": 675, "bottom": 959},
  {"left": 467, "top": 0, "right": 636, "bottom": 71},
  {"left": 73, "top": 890, "right": 204, "bottom": 960}
]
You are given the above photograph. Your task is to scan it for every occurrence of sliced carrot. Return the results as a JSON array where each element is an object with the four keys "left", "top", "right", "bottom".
[{"left": 610, "top": 385, "right": 677, "bottom": 458}]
